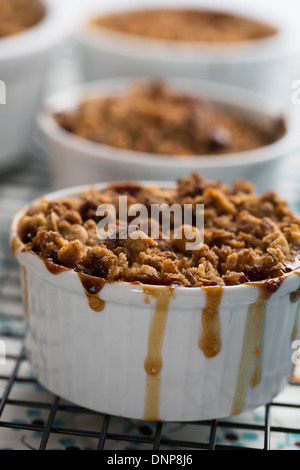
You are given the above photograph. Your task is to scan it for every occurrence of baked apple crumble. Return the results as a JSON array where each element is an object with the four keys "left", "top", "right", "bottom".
[
  {"left": 91, "top": 9, "right": 277, "bottom": 43},
  {"left": 16, "top": 174, "right": 300, "bottom": 287},
  {"left": 55, "top": 82, "right": 285, "bottom": 157},
  {"left": 0, "top": 0, "right": 45, "bottom": 39}
]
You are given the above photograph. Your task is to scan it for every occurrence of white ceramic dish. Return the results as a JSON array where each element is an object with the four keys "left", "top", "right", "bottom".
[
  {"left": 10, "top": 181, "right": 300, "bottom": 422},
  {"left": 38, "top": 77, "right": 299, "bottom": 194},
  {"left": 74, "top": 0, "right": 299, "bottom": 101},
  {"left": 0, "top": 0, "right": 71, "bottom": 172}
]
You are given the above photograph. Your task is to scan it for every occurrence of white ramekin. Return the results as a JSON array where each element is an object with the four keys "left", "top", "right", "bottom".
[
  {"left": 0, "top": 0, "right": 72, "bottom": 172},
  {"left": 38, "top": 77, "right": 299, "bottom": 195},
  {"left": 74, "top": 0, "right": 299, "bottom": 101},
  {"left": 10, "top": 181, "right": 300, "bottom": 422}
]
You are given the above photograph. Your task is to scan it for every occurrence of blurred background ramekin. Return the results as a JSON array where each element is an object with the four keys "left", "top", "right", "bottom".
[
  {"left": 38, "top": 77, "right": 299, "bottom": 194},
  {"left": 74, "top": 0, "right": 300, "bottom": 102},
  {"left": 0, "top": 0, "right": 73, "bottom": 172}
]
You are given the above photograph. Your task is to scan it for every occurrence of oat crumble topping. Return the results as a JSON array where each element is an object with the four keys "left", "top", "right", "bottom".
[
  {"left": 91, "top": 9, "right": 277, "bottom": 43},
  {"left": 55, "top": 82, "right": 285, "bottom": 157},
  {"left": 16, "top": 174, "right": 300, "bottom": 287},
  {"left": 0, "top": 0, "right": 45, "bottom": 39}
]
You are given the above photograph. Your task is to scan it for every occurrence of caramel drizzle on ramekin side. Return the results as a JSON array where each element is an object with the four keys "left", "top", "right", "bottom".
[
  {"left": 290, "top": 271, "right": 300, "bottom": 340},
  {"left": 43, "top": 259, "right": 69, "bottom": 275},
  {"left": 78, "top": 273, "right": 106, "bottom": 312},
  {"left": 230, "top": 279, "right": 284, "bottom": 417},
  {"left": 199, "top": 287, "right": 223, "bottom": 358},
  {"left": 11, "top": 236, "right": 22, "bottom": 257},
  {"left": 249, "top": 291, "right": 269, "bottom": 389},
  {"left": 290, "top": 285, "right": 300, "bottom": 342},
  {"left": 43, "top": 260, "right": 106, "bottom": 312},
  {"left": 22, "top": 266, "right": 30, "bottom": 318},
  {"left": 143, "top": 286, "right": 174, "bottom": 421},
  {"left": 291, "top": 304, "right": 300, "bottom": 344},
  {"left": 290, "top": 273, "right": 300, "bottom": 382}
]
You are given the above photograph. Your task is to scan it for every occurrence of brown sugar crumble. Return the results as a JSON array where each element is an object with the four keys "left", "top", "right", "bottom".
[
  {"left": 16, "top": 174, "right": 300, "bottom": 287},
  {"left": 0, "top": 0, "right": 45, "bottom": 39},
  {"left": 55, "top": 82, "right": 286, "bottom": 157},
  {"left": 90, "top": 8, "right": 278, "bottom": 43}
]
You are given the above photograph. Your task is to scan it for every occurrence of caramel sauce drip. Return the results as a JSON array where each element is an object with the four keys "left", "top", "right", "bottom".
[
  {"left": 290, "top": 373, "right": 300, "bottom": 384},
  {"left": 78, "top": 273, "right": 106, "bottom": 312},
  {"left": 291, "top": 273, "right": 300, "bottom": 342},
  {"left": 290, "top": 286, "right": 300, "bottom": 304},
  {"left": 290, "top": 286, "right": 300, "bottom": 342},
  {"left": 143, "top": 286, "right": 174, "bottom": 421},
  {"left": 11, "top": 236, "right": 22, "bottom": 256},
  {"left": 291, "top": 275, "right": 300, "bottom": 382},
  {"left": 199, "top": 287, "right": 223, "bottom": 358},
  {"left": 291, "top": 307, "right": 300, "bottom": 343},
  {"left": 22, "top": 266, "right": 29, "bottom": 318},
  {"left": 249, "top": 291, "right": 269, "bottom": 388},
  {"left": 43, "top": 259, "right": 69, "bottom": 275},
  {"left": 43, "top": 257, "right": 106, "bottom": 312},
  {"left": 106, "top": 181, "right": 142, "bottom": 197},
  {"left": 231, "top": 286, "right": 271, "bottom": 416}
]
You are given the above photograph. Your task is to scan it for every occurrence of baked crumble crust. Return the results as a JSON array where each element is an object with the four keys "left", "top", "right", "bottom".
[
  {"left": 0, "top": 0, "right": 45, "bottom": 38},
  {"left": 55, "top": 82, "right": 285, "bottom": 157},
  {"left": 91, "top": 9, "right": 278, "bottom": 43},
  {"left": 16, "top": 174, "right": 300, "bottom": 287}
]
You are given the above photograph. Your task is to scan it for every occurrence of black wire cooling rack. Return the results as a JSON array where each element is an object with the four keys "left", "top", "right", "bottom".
[{"left": 1, "top": 154, "right": 300, "bottom": 451}]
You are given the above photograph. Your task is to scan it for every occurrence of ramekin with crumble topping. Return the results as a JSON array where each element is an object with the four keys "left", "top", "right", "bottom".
[
  {"left": 0, "top": 0, "right": 70, "bottom": 172},
  {"left": 38, "top": 77, "right": 297, "bottom": 192},
  {"left": 75, "top": 2, "right": 297, "bottom": 99},
  {"left": 10, "top": 174, "right": 300, "bottom": 421}
]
